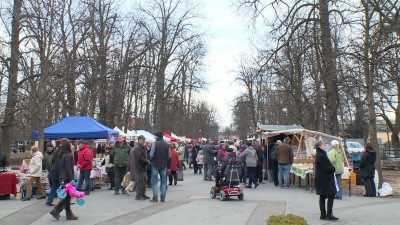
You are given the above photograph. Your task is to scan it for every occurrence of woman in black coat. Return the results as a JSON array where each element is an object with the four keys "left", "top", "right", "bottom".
[
  {"left": 314, "top": 141, "right": 338, "bottom": 221},
  {"left": 359, "top": 143, "right": 377, "bottom": 197},
  {"left": 50, "top": 141, "right": 78, "bottom": 220}
]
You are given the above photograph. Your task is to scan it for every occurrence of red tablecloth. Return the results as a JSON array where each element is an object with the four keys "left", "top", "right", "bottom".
[{"left": 0, "top": 173, "right": 17, "bottom": 195}]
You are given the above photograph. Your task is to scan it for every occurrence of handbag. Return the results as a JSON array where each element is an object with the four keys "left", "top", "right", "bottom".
[{"left": 177, "top": 169, "right": 184, "bottom": 181}]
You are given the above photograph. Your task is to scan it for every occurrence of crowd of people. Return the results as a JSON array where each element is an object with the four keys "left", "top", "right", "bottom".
[{"left": 8, "top": 133, "right": 379, "bottom": 222}]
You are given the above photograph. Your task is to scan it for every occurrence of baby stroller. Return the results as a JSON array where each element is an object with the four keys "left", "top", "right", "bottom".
[{"left": 210, "top": 158, "right": 243, "bottom": 201}]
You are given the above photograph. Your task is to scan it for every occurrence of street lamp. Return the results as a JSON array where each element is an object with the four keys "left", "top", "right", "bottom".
[{"left": 282, "top": 108, "right": 288, "bottom": 125}]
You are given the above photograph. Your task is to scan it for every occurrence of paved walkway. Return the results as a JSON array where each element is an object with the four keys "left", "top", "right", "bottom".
[{"left": 0, "top": 169, "right": 398, "bottom": 225}]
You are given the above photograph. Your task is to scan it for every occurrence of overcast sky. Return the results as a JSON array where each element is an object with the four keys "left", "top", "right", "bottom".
[{"left": 200, "top": 0, "right": 250, "bottom": 129}]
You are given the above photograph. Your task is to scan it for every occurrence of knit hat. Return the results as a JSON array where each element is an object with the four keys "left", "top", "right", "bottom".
[
  {"left": 46, "top": 142, "right": 54, "bottom": 148},
  {"left": 138, "top": 135, "right": 146, "bottom": 140},
  {"left": 154, "top": 131, "right": 163, "bottom": 139}
]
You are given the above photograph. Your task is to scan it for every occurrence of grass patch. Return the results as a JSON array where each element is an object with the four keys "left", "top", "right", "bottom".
[{"left": 267, "top": 214, "right": 309, "bottom": 225}]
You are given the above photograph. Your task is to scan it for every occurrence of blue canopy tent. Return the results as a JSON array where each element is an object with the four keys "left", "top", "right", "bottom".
[{"left": 32, "top": 116, "right": 118, "bottom": 139}]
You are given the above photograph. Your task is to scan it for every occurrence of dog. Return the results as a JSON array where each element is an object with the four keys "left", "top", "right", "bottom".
[{"left": 121, "top": 172, "right": 136, "bottom": 196}]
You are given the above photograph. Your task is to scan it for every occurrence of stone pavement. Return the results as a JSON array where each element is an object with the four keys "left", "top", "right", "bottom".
[{"left": 0, "top": 169, "right": 398, "bottom": 225}]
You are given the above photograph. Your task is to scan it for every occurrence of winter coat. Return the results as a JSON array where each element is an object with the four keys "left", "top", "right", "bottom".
[
  {"left": 29, "top": 151, "right": 43, "bottom": 177},
  {"left": 42, "top": 150, "right": 54, "bottom": 171},
  {"left": 59, "top": 152, "right": 74, "bottom": 181},
  {"left": 128, "top": 147, "right": 136, "bottom": 181},
  {"left": 327, "top": 147, "right": 345, "bottom": 174},
  {"left": 169, "top": 147, "right": 180, "bottom": 172},
  {"left": 255, "top": 145, "right": 264, "bottom": 166},
  {"left": 113, "top": 142, "right": 130, "bottom": 167},
  {"left": 196, "top": 150, "right": 204, "bottom": 164},
  {"left": 359, "top": 149, "right": 376, "bottom": 179},
  {"left": 276, "top": 142, "right": 293, "bottom": 165},
  {"left": 240, "top": 146, "right": 258, "bottom": 167},
  {"left": 266, "top": 143, "right": 275, "bottom": 170},
  {"left": 191, "top": 146, "right": 201, "bottom": 162},
  {"left": 202, "top": 144, "right": 216, "bottom": 165},
  {"left": 49, "top": 149, "right": 61, "bottom": 180},
  {"left": 134, "top": 144, "right": 150, "bottom": 174},
  {"left": 315, "top": 148, "right": 337, "bottom": 196},
  {"left": 217, "top": 148, "right": 227, "bottom": 165},
  {"left": 77, "top": 144, "right": 93, "bottom": 171},
  {"left": 176, "top": 144, "right": 186, "bottom": 161}
]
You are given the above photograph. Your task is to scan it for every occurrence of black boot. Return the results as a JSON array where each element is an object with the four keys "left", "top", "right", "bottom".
[
  {"left": 320, "top": 211, "right": 326, "bottom": 220},
  {"left": 326, "top": 215, "right": 339, "bottom": 221},
  {"left": 66, "top": 211, "right": 78, "bottom": 220}
]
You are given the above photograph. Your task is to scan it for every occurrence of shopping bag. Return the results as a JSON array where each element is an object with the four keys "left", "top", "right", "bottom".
[{"left": 177, "top": 169, "right": 184, "bottom": 181}]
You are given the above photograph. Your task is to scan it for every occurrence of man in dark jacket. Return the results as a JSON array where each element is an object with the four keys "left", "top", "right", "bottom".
[
  {"left": 149, "top": 132, "right": 170, "bottom": 202},
  {"left": 253, "top": 142, "right": 264, "bottom": 183},
  {"left": 134, "top": 135, "right": 150, "bottom": 200},
  {"left": 276, "top": 137, "right": 293, "bottom": 188},
  {"left": 43, "top": 142, "right": 55, "bottom": 188},
  {"left": 145, "top": 141, "right": 152, "bottom": 188},
  {"left": 202, "top": 140, "right": 216, "bottom": 181}
]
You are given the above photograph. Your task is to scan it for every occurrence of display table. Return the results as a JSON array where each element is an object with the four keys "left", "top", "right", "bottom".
[
  {"left": 290, "top": 164, "right": 313, "bottom": 191},
  {"left": 0, "top": 173, "right": 17, "bottom": 196}
]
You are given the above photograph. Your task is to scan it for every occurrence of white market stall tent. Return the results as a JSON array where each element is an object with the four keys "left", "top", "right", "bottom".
[{"left": 258, "top": 126, "right": 349, "bottom": 167}]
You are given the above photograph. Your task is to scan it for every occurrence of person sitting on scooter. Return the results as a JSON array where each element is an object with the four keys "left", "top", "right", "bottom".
[{"left": 215, "top": 147, "right": 236, "bottom": 188}]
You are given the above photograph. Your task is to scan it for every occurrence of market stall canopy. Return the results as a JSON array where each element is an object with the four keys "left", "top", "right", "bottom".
[
  {"left": 113, "top": 127, "right": 127, "bottom": 136},
  {"left": 261, "top": 128, "right": 348, "bottom": 166},
  {"left": 32, "top": 116, "right": 118, "bottom": 139},
  {"left": 163, "top": 132, "right": 179, "bottom": 142},
  {"left": 171, "top": 132, "right": 185, "bottom": 142},
  {"left": 127, "top": 130, "right": 155, "bottom": 141},
  {"left": 257, "top": 124, "right": 304, "bottom": 133}
]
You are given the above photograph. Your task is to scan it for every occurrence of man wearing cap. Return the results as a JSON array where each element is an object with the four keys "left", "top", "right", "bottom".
[
  {"left": 134, "top": 135, "right": 150, "bottom": 200},
  {"left": 76, "top": 140, "right": 93, "bottom": 195},
  {"left": 43, "top": 142, "right": 55, "bottom": 205},
  {"left": 149, "top": 132, "right": 170, "bottom": 202}
]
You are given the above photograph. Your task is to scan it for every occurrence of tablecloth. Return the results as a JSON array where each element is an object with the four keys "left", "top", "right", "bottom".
[
  {"left": 0, "top": 173, "right": 17, "bottom": 195},
  {"left": 290, "top": 164, "right": 313, "bottom": 179}
]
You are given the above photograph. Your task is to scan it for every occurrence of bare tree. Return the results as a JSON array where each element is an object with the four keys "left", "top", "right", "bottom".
[{"left": 0, "top": 0, "right": 22, "bottom": 156}]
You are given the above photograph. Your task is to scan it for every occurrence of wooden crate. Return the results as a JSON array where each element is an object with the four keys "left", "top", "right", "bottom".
[{"left": 342, "top": 173, "right": 357, "bottom": 187}]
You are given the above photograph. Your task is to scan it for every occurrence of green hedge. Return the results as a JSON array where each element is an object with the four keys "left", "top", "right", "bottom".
[{"left": 267, "top": 214, "right": 309, "bottom": 225}]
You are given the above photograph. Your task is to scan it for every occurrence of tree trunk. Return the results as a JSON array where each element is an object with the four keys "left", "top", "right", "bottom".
[
  {"left": 319, "top": 0, "right": 339, "bottom": 135},
  {"left": 0, "top": 0, "right": 22, "bottom": 157},
  {"left": 363, "top": 0, "right": 383, "bottom": 187}
]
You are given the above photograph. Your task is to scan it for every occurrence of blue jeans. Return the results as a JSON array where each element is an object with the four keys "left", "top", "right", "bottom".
[
  {"left": 47, "top": 179, "right": 60, "bottom": 204},
  {"left": 77, "top": 170, "right": 91, "bottom": 194},
  {"left": 151, "top": 167, "right": 167, "bottom": 201},
  {"left": 335, "top": 174, "right": 342, "bottom": 198},
  {"left": 278, "top": 164, "right": 292, "bottom": 186}
]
